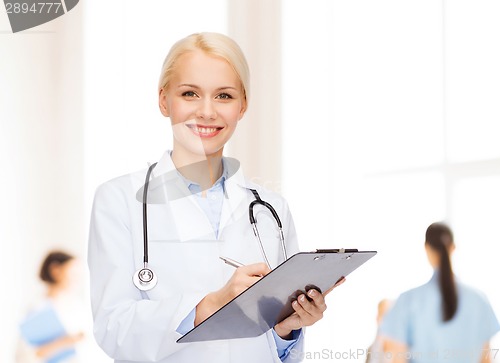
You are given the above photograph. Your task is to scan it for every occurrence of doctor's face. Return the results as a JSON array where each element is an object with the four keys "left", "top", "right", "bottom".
[{"left": 159, "top": 50, "right": 247, "bottom": 160}]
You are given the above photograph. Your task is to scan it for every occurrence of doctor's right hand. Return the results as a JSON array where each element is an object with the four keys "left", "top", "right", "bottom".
[{"left": 194, "top": 263, "right": 270, "bottom": 326}]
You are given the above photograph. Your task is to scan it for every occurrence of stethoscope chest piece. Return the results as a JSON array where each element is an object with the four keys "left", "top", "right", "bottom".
[{"left": 133, "top": 267, "right": 158, "bottom": 291}]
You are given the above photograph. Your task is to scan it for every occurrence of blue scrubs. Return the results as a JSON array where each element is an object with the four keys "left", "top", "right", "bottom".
[{"left": 380, "top": 272, "right": 499, "bottom": 363}]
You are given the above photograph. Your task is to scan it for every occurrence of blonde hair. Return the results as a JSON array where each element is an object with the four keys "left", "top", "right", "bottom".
[{"left": 158, "top": 32, "right": 250, "bottom": 103}]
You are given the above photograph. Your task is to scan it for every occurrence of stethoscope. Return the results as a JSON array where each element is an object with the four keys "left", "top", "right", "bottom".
[{"left": 133, "top": 162, "right": 288, "bottom": 291}]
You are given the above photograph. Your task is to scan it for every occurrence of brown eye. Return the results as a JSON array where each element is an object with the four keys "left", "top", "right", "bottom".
[
  {"left": 216, "top": 93, "right": 233, "bottom": 100},
  {"left": 182, "top": 91, "right": 197, "bottom": 97}
]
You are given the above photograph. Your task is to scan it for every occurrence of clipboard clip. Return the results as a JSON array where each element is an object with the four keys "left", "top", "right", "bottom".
[{"left": 315, "top": 248, "right": 358, "bottom": 253}]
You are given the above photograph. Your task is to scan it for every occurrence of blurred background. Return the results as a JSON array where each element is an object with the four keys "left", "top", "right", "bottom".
[{"left": 1, "top": 0, "right": 499, "bottom": 361}]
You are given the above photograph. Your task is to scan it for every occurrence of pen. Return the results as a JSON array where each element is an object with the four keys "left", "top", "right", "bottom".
[{"left": 219, "top": 256, "right": 244, "bottom": 268}]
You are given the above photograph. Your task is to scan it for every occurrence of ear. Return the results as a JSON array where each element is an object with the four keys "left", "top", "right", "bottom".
[
  {"left": 238, "top": 99, "right": 247, "bottom": 121},
  {"left": 159, "top": 88, "right": 170, "bottom": 117}
]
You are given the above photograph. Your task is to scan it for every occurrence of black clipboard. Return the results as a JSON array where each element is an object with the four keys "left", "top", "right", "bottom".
[{"left": 177, "top": 249, "right": 376, "bottom": 343}]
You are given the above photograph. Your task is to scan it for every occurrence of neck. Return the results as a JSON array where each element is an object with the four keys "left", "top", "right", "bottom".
[
  {"left": 171, "top": 149, "right": 224, "bottom": 190},
  {"left": 46, "top": 284, "right": 64, "bottom": 298}
]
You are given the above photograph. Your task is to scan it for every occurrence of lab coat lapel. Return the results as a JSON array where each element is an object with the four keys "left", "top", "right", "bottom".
[
  {"left": 219, "top": 160, "right": 253, "bottom": 235},
  {"left": 146, "top": 151, "right": 215, "bottom": 241}
]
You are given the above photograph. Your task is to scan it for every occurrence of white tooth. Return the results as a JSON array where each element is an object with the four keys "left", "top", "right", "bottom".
[{"left": 192, "top": 126, "right": 218, "bottom": 134}]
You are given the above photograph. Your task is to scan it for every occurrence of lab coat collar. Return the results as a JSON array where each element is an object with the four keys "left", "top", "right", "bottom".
[
  {"left": 136, "top": 151, "right": 246, "bottom": 204},
  {"left": 153, "top": 150, "right": 241, "bottom": 182},
  {"left": 136, "top": 150, "right": 254, "bottom": 240},
  {"left": 219, "top": 158, "right": 255, "bottom": 234}
]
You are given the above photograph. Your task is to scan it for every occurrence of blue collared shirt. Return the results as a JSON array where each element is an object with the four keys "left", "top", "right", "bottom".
[
  {"left": 179, "top": 165, "right": 227, "bottom": 239},
  {"left": 380, "top": 271, "right": 500, "bottom": 363},
  {"left": 175, "top": 160, "right": 299, "bottom": 360}
]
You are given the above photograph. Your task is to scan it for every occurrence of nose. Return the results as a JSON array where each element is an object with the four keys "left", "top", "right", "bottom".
[{"left": 196, "top": 99, "right": 217, "bottom": 120}]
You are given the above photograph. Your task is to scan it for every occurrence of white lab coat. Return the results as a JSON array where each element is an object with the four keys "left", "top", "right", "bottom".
[{"left": 88, "top": 151, "right": 305, "bottom": 363}]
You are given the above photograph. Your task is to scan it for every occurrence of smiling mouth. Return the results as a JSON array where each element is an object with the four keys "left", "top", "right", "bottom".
[{"left": 186, "top": 124, "right": 223, "bottom": 138}]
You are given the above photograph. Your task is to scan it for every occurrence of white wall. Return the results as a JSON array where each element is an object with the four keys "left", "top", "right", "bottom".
[
  {"left": 282, "top": 0, "right": 500, "bottom": 360},
  {"left": 0, "top": 5, "right": 88, "bottom": 362}
]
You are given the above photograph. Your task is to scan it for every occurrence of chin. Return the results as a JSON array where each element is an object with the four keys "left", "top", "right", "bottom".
[{"left": 201, "top": 148, "right": 224, "bottom": 158}]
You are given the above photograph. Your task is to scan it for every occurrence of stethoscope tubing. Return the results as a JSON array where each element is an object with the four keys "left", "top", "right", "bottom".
[
  {"left": 142, "top": 162, "right": 157, "bottom": 266},
  {"left": 248, "top": 188, "right": 288, "bottom": 267}
]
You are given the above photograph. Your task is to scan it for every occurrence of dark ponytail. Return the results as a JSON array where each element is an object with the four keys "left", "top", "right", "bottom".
[{"left": 425, "top": 222, "right": 457, "bottom": 322}]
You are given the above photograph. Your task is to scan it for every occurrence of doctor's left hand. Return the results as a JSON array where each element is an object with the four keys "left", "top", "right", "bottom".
[{"left": 273, "top": 277, "right": 346, "bottom": 339}]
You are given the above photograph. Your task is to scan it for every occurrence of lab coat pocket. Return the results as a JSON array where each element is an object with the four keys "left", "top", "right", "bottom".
[{"left": 147, "top": 239, "right": 226, "bottom": 300}]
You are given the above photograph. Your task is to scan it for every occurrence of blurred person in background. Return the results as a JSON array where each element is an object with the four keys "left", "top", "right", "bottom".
[
  {"left": 380, "top": 222, "right": 500, "bottom": 363},
  {"left": 16, "top": 251, "right": 96, "bottom": 363}
]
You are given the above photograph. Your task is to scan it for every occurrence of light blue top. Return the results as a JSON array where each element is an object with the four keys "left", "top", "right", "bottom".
[
  {"left": 175, "top": 158, "right": 300, "bottom": 360},
  {"left": 380, "top": 271, "right": 500, "bottom": 363},
  {"left": 181, "top": 163, "right": 227, "bottom": 239}
]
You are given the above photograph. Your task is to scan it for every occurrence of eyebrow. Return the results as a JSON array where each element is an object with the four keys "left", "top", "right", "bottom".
[{"left": 178, "top": 84, "right": 238, "bottom": 91}]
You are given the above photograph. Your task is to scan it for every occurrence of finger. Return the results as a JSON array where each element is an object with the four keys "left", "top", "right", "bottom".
[
  {"left": 237, "top": 274, "right": 264, "bottom": 289},
  {"left": 247, "top": 275, "right": 264, "bottom": 286},
  {"left": 334, "top": 276, "right": 346, "bottom": 288},
  {"left": 324, "top": 276, "right": 346, "bottom": 295},
  {"left": 306, "top": 289, "right": 327, "bottom": 311},
  {"left": 294, "top": 294, "right": 323, "bottom": 324},
  {"left": 239, "top": 262, "right": 271, "bottom": 277},
  {"left": 226, "top": 275, "right": 260, "bottom": 298},
  {"left": 298, "top": 292, "right": 325, "bottom": 317},
  {"left": 292, "top": 297, "right": 306, "bottom": 316}
]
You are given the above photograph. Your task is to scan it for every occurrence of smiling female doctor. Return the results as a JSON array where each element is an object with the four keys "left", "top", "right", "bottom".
[{"left": 88, "top": 32, "right": 336, "bottom": 363}]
